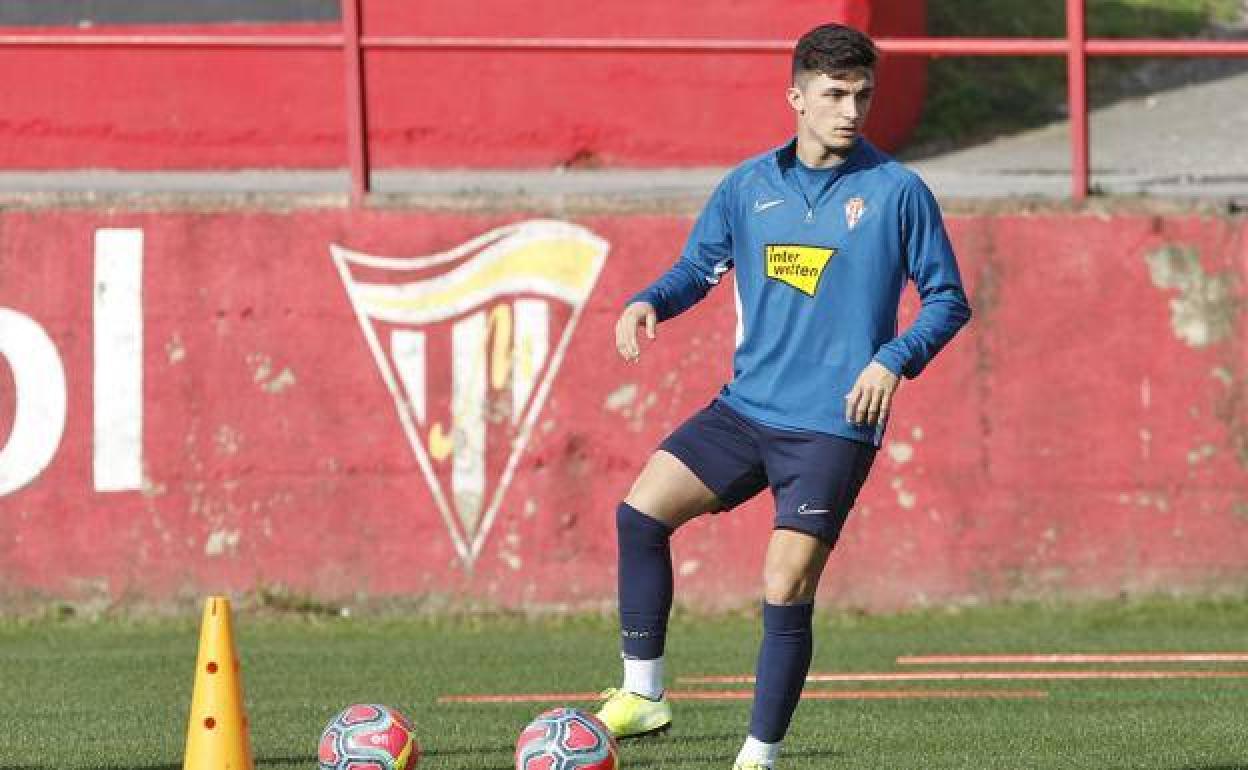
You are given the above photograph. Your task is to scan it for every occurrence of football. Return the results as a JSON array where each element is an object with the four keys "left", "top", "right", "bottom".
[
  {"left": 515, "top": 707, "right": 619, "bottom": 770},
  {"left": 318, "top": 704, "right": 421, "bottom": 770}
]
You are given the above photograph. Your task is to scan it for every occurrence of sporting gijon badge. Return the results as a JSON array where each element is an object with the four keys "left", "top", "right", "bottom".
[
  {"left": 844, "top": 197, "right": 867, "bottom": 230},
  {"left": 331, "top": 220, "right": 608, "bottom": 567},
  {"left": 764, "top": 244, "right": 836, "bottom": 297}
]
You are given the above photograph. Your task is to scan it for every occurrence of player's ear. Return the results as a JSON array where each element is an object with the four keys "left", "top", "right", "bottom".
[{"left": 786, "top": 83, "right": 805, "bottom": 115}]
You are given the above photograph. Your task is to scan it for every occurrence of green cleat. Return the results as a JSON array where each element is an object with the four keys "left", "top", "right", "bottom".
[{"left": 594, "top": 687, "right": 673, "bottom": 739}]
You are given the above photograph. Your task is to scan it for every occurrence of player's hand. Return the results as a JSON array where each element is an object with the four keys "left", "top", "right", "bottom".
[
  {"left": 845, "top": 361, "right": 900, "bottom": 426},
  {"left": 615, "top": 301, "right": 657, "bottom": 363}
]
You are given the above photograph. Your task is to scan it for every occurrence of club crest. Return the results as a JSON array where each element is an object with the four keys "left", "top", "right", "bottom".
[
  {"left": 330, "top": 220, "right": 609, "bottom": 567},
  {"left": 844, "top": 196, "right": 867, "bottom": 230}
]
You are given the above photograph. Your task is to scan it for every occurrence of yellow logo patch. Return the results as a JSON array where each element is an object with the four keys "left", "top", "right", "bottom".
[{"left": 764, "top": 244, "right": 836, "bottom": 296}]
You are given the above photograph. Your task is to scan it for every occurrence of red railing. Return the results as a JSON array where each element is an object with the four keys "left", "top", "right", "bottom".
[{"left": 2, "top": 0, "right": 1247, "bottom": 203}]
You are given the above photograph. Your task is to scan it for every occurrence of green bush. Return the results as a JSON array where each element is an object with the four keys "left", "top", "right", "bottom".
[{"left": 905, "top": 0, "right": 1242, "bottom": 154}]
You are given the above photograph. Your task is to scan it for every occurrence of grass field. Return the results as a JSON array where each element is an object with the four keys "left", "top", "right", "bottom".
[{"left": 3, "top": 597, "right": 1248, "bottom": 769}]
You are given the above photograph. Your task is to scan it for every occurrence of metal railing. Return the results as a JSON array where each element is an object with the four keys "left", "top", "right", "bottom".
[{"left": 2, "top": 0, "right": 1246, "bottom": 203}]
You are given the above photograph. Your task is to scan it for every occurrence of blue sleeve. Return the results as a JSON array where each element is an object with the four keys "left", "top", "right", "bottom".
[
  {"left": 629, "top": 175, "right": 736, "bottom": 321},
  {"left": 873, "top": 176, "right": 972, "bottom": 379}
]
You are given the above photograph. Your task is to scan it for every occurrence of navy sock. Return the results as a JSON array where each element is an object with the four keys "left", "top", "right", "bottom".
[
  {"left": 616, "top": 502, "right": 673, "bottom": 660},
  {"left": 748, "top": 601, "right": 815, "bottom": 743}
]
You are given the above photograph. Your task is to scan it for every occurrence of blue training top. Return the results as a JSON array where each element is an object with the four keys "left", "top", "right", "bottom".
[{"left": 631, "top": 137, "right": 972, "bottom": 446}]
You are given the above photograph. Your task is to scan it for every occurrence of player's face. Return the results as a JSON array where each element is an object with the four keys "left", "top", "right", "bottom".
[{"left": 788, "top": 69, "right": 875, "bottom": 151}]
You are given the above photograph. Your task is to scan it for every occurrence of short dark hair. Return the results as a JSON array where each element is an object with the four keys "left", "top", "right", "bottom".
[{"left": 792, "top": 23, "right": 878, "bottom": 81}]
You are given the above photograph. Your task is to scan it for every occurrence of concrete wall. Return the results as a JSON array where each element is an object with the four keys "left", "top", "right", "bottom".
[
  {"left": 0, "top": 0, "right": 926, "bottom": 170},
  {"left": 0, "top": 205, "right": 1244, "bottom": 610}
]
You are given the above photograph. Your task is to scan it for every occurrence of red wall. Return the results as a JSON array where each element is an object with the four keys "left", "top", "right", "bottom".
[
  {"left": 1, "top": 206, "right": 1245, "bottom": 610},
  {"left": 0, "top": 0, "right": 926, "bottom": 170}
]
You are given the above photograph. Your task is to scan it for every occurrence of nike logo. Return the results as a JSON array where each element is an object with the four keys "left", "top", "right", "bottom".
[
  {"left": 753, "top": 198, "right": 785, "bottom": 213},
  {"left": 796, "top": 503, "right": 832, "bottom": 515}
]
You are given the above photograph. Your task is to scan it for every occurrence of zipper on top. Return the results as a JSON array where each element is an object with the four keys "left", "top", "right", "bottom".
[{"left": 791, "top": 163, "right": 839, "bottom": 225}]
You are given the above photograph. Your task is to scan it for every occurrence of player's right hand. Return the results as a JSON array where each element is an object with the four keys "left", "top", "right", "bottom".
[{"left": 615, "top": 301, "right": 657, "bottom": 363}]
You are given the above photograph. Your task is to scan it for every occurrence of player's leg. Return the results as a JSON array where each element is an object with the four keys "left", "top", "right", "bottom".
[
  {"left": 735, "top": 432, "right": 876, "bottom": 769},
  {"left": 734, "top": 529, "right": 830, "bottom": 768},
  {"left": 612, "top": 449, "right": 719, "bottom": 706},
  {"left": 625, "top": 447, "right": 722, "bottom": 527},
  {"left": 601, "top": 400, "right": 768, "bottom": 739}
]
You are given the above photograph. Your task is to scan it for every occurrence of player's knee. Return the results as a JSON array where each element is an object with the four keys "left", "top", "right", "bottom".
[
  {"left": 623, "top": 475, "right": 659, "bottom": 514},
  {"left": 616, "top": 500, "right": 672, "bottom": 541},
  {"left": 622, "top": 486, "right": 680, "bottom": 528},
  {"left": 623, "top": 474, "right": 705, "bottom": 529},
  {"left": 762, "top": 565, "right": 817, "bottom": 605},
  {"left": 629, "top": 451, "right": 719, "bottom": 520}
]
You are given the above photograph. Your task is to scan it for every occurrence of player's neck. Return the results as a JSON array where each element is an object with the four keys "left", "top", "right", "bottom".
[{"left": 795, "top": 134, "right": 853, "bottom": 169}]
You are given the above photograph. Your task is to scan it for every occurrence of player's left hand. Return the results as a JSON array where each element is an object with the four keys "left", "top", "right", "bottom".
[{"left": 845, "top": 361, "right": 900, "bottom": 426}]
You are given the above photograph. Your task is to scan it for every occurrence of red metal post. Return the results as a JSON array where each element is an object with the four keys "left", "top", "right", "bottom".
[
  {"left": 341, "top": 0, "right": 368, "bottom": 205},
  {"left": 1067, "top": 0, "right": 1089, "bottom": 201}
]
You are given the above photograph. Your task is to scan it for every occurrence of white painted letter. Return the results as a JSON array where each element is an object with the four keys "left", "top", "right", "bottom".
[
  {"left": 0, "top": 309, "right": 68, "bottom": 496},
  {"left": 94, "top": 228, "right": 144, "bottom": 492}
]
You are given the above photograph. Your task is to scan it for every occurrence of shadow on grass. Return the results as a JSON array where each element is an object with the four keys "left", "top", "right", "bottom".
[
  {"left": 617, "top": 733, "right": 845, "bottom": 768},
  {"left": 629, "top": 732, "right": 738, "bottom": 744},
  {"left": 424, "top": 745, "right": 515, "bottom": 756},
  {"left": 0, "top": 744, "right": 846, "bottom": 770},
  {"left": 406, "top": 731, "right": 785, "bottom": 769},
  {"left": 628, "top": 748, "right": 845, "bottom": 768}
]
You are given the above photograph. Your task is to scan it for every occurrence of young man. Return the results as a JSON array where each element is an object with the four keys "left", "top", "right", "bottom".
[{"left": 594, "top": 23, "right": 972, "bottom": 770}]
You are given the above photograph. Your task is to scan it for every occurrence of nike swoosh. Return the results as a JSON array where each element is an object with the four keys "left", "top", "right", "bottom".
[
  {"left": 753, "top": 199, "right": 784, "bottom": 213},
  {"left": 797, "top": 506, "right": 832, "bottom": 515}
]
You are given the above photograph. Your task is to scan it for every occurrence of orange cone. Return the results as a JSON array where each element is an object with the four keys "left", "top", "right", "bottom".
[{"left": 182, "top": 596, "right": 254, "bottom": 770}]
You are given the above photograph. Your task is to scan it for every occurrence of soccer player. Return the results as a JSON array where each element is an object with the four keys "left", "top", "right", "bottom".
[{"left": 594, "top": 22, "right": 972, "bottom": 770}]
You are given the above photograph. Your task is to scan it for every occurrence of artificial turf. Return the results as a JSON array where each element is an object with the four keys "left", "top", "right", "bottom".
[{"left": 2, "top": 596, "right": 1248, "bottom": 769}]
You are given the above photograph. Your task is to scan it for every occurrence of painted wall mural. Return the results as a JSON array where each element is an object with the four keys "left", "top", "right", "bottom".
[
  {"left": 331, "top": 221, "right": 608, "bottom": 565},
  {"left": 0, "top": 208, "right": 1244, "bottom": 609}
]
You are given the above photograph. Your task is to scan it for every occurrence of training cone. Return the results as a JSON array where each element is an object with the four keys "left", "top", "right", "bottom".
[{"left": 182, "top": 596, "right": 254, "bottom": 770}]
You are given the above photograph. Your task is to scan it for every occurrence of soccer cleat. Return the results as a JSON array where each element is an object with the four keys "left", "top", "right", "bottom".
[
  {"left": 594, "top": 687, "right": 672, "bottom": 738},
  {"left": 732, "top": 763, "right": 774, "bottom": 770}
]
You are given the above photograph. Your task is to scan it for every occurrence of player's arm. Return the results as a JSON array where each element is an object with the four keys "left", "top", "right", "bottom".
[
  {"left": 616, "top": 175, "right": 736, "bottom": 363},
  {"left": 874, "top": 176, "right": 972, "bottom": 378},
  {"left": 846, "top": 176, "right": 971, "bottom": 426}
]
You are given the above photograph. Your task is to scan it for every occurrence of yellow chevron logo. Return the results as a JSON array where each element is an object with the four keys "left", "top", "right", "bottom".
[{"left": 765, "top": 244, "right": 836, "bottom": 297}]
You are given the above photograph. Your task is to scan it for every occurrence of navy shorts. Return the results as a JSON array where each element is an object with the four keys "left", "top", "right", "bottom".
[{"left": 658, "top": 398, "right": 876, "bottom": 546}]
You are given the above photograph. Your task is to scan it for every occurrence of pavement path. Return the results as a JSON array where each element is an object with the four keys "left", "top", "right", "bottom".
[{"left": 909, "top": 69, "right": 1248, "bottom": 199}]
